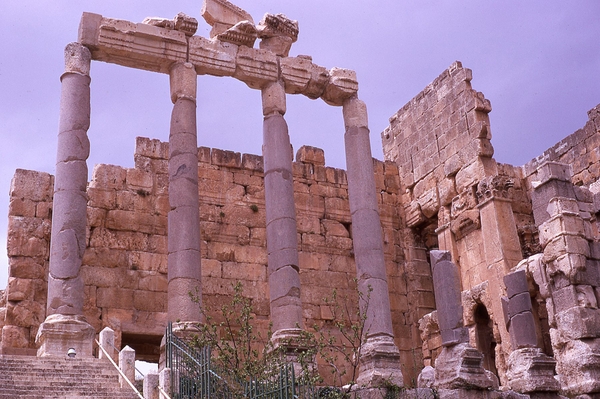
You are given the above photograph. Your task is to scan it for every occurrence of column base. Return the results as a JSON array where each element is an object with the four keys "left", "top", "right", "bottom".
[
  {"left": 270, "top": 328, "right": 315, "bottom": 378},
  {"left": 159, "top": 321, "right": 201, "bottom": 371},
  {"left": 507, "top": 347, "right": 560, "bottom": 393},
  {"left": 356, "top": 335, "right": 404, "bottom": 389},
  {"left": 434, "top": 343, "right": 495, "bottom": 390},
  {"left": 35, "top": 314, "right": 95, "bottom": 358}
]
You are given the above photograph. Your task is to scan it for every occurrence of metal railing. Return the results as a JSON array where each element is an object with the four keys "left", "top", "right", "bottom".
[{"left": 165, "top": 323, "right": 318, "bottom": 399}]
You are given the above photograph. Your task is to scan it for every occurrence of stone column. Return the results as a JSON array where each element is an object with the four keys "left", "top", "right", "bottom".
[
  {"left": 429, "top": 250, "right": 494, "bottom": 391},
  {"left": 167, "top": 62, "right": 202, "bottom": 325},
  {"left": 501, "top": 270, "right": 560, "bottom": 394},
  {"left": 342, "top": 96, "right": 403, "bottom": 387},
  {"left": 36, "top": 42, "right": 95, "bottom": 357},
  {"left": 261, "top": 80, "right": 303, "bottom": 343}
]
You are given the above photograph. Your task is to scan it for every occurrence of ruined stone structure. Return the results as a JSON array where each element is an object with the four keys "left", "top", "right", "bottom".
[{"left": 2, "top": 1, "right": 600, "bottom": 397}]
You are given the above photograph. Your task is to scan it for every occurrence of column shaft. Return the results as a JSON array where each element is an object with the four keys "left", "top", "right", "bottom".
[
  {"left": 262, "top": 81, "right": 303, "bottom": 333},
  {"left": 167, "top": 62, "right": 202, "bottom": 323},
  {"left": 37, "top": 42, "right": 95, "bottom": 357},
  {"left": 342, "top": 96, "right": 403, "bottom": 387}
]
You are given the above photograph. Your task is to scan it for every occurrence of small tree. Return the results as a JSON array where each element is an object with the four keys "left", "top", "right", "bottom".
[{"left": 189, "top": 280, "right": 374, "bottom": 398}]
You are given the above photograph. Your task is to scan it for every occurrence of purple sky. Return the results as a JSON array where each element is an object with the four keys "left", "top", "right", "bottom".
[{"left": 1, "top": 1, "right": 599, "bottom": 287}]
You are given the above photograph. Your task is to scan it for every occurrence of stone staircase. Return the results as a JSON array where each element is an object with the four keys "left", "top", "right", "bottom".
[{"left": 0, "top": 354, "right": 141, "bottom": 398}]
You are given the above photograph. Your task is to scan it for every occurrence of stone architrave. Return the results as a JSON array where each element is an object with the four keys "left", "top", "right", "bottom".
[
  {"left": 167, "top": 62, "right": 202, "bottom": 326},
  {"left": 429, "top": 250, "right": 494, "bottom": 391},
  {"left": 261, "top": 79, "right": 304, "bottom": 343},
  {"left": 342, "top": 95, "right": 403, "bottom": 388},
  {"left": 501, "top": 270, "right": 560, "bottom": 394},
  {"left": 36, "top": 42, "right": 95, "bottom": 358}
]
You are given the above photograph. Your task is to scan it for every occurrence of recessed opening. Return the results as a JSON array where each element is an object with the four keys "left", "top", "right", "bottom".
[
  {"left": 121, "top": 332, "right": 162, "bottom": 363},
  {"left": 474, "top": 303, "right": 497, "bottom": 377}
]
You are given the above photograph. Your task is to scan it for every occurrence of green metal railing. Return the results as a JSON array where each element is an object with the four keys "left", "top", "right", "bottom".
[
  {"left": 165, "top": 323, "right": 318, "bottom": 399},
  {"left": 165, "top": 323, "right": 233, "bottom": 398}
]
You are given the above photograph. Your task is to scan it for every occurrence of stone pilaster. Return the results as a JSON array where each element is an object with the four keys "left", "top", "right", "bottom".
[
  {"left": 476, "top": 174, "right": 524, "bottom": 381},
  {"left": 342, "top": 96, "right": 403, "bottom": 388},
  {"left": 261, "top": 80, "right": 303, "bottom": 339},
  {"left": 167, "top": 62, "right": 202, "bottom": 325},
  {"left": 36, "top": 42, "right": 95, "bottom": 357}
]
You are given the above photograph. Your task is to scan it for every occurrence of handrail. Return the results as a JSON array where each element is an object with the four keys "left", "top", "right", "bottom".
[
  {"left": 95, "top": 339, "right": 144, "bottom": 399},
  {"left": 158, "top": 384, "right": 171, "bottom": 399},
  {"left": 103, "top": 337, "right": 149, "bottom": 379}
]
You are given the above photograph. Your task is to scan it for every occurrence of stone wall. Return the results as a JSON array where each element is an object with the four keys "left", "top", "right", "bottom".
[
  {"left": 523, "top": 105, "right": 600, "bottom": 186},
  {"left": 0, "top": 136, "right": 427, "bottom": 384}
]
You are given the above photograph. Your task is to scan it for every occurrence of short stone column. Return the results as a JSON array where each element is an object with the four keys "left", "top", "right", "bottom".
[
  {"left": 99, "top": 326, "right": 116, "bottom": 362},
  {"left": 342, "top": 96, "right": 403, "bottom": 388},
  {"left": 119, "top": 345, "right": 136, "bottom": 388},
  {"left": 429, "top": 250, "right": 494, "bottom": 392},
  {"left": 501, "top": 270, "right": 560, "bottom": 394},
  {"left": 144, "top": 372, "right": 160, "bottom": 399},
  {"left": 167, "top": 62, "right": 202, "bottom": 326},
  {"left": 36, "top": 42, "right": 95, "bottom": 357},
  {"left": 261, "top": 80, "right": 303, "bottom": 343}
]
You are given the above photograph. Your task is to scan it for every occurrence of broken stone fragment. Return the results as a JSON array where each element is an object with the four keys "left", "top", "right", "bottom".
[
  {"left": 142, "top": 13, "right": 198, "bottom": 37},
  {"left": 257, "top": 13, "right": 299, "bottom": 41},
  {"left": 216, "top": 20, "right": 257, "bottom": 47},
  {"left": 321, "top": 67, "right": 359, "bottom": 106},
  {"left": 202, "top": 0, "right": 254, "bottom": 38}
]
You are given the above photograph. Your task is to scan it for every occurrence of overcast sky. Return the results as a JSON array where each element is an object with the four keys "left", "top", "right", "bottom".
[{"left": 0, "top": 1, "right": 599, "bottom": 288}]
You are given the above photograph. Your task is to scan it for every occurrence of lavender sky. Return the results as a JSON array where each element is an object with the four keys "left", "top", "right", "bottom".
[{"left": 0, "top": 1, "right": 599, "bottom": 287}]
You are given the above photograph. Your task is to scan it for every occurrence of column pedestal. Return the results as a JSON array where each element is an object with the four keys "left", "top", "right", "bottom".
[{"left": 36, "top": 314, "right": 94, "bottom": 357}]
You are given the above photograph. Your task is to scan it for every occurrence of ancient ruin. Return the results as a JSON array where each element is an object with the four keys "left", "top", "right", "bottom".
[{"left": 2, "top": 0, "right": 600, "bottom": 397}]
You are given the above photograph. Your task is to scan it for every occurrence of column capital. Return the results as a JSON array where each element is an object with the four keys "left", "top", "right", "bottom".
[
  {"left": 169, "top": 62, "right": 197, "bottom": 103},
  {"left": 261, "top": 80, "right": 286, "bottom": 116},
  {"left": 342, "top": 95, "right": 368, "bottom": 130},
  {"left": 64, "top": 42, "right": 91, "bottom": 76}
]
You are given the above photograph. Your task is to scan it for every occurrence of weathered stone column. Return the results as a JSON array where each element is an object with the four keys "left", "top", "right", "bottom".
[
  {"left": 429, "top": 250, "right": 494, "bottom": 392},
  {"left": 36, "top": 42, "right": 95, "bottom": 357},
  {"left": 342, "top": 96, "right": 403, "bottom": 388},
  {"left": 261, "top": 80, "right": 303, "bottom": 342},
  {"left": 167, "top": 62, "right": 202, "bottom": 325},
  {"left": 501, "top": 270, "right": 560, "bottom": 394}
]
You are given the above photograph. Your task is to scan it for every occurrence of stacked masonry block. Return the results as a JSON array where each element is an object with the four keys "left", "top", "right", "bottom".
[
  {"left": 0, "top": 136, "right": 424, "bottom": 385},
  {"left": 0, "top": 170, "right": 54, "bottom": 355}
]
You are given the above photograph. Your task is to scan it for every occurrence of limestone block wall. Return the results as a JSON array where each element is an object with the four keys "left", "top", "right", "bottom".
[
  {"left": 0, "top": 136, "right": 425, "bottom": 383},
  {"left": 523, "top": 104, "right": 600, "bottom": 187},
  {"left": 0, "top": 170, "right": 54, "bottom": 355},
  {"left": 381, "top": 60, "right": 498, "bottom": 289}
]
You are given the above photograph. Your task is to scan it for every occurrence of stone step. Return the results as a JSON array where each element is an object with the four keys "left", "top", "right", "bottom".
[{"left": 0, "top": 354, "right": 141, "bottom": 399}]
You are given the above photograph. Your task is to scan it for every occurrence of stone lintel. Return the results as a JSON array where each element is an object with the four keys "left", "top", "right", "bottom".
[{"left": 77, "top": 13, "right": 357, "bottom": 100}]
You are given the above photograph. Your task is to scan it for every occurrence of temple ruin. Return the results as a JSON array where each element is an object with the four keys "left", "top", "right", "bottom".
[{"left": 2, "top": 0, "right": 600, "bottom": 397}]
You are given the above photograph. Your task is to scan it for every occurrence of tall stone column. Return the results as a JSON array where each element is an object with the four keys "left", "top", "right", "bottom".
[
  {"left": 167, "top": 62, "right": 202, "bottom": 326},
  {"left": 36, "top": 42, "right": 95, "bottom": 357},
  {"left": 430, "top": 251, "right": 494, "bottom": 392},
  {"left": 261, "top": 80, "right": 303, "bottom": 345},
  {"left": 342, "top": 96, "right": 403, "bottom": 387}
]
